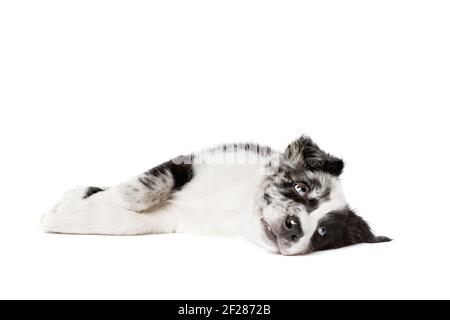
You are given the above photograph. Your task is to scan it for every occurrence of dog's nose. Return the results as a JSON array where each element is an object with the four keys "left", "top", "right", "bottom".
[{"left": 280, "top": 216, "right": 303, "bottom": 242}]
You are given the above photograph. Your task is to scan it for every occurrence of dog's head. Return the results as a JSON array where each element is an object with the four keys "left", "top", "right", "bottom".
[{"left": 255, "top": 135, "right": 391, "bottom": 255}]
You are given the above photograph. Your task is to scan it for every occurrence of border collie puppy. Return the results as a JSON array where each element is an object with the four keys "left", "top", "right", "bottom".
[{"left": 41, "top": 135, "right": 391, "bottom": 255}]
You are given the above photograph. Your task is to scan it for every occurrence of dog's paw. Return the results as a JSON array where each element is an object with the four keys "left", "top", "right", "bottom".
[
  {"left": 40, "top": 186, "right": 93, "bottom": 233},
  {"left": 40, "top": 204, "right": 59, "bottom": 232}
]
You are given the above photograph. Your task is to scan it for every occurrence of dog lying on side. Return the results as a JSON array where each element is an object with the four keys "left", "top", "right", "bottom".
[{"left": 41, "top": 135, "right": 391, "bottom": 255}]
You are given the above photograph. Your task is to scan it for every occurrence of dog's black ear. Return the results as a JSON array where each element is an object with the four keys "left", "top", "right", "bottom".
[
  {"left": 284, "top": 135, "right": 344, "bottom": 176},
  {"left": 369, "top": 236, "right": 393, "bottom": 243},
  {"left": 345, "top": 210, "right": 392, "bottom": 245}
]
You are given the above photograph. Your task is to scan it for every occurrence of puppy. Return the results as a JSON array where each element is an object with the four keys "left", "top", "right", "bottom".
[{"left": 41, "top": 135, "right": 391, "bottom": 255}]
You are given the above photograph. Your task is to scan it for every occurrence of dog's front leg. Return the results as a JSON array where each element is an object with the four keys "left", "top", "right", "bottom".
[
  {"left": 111, "top": 157, "right": 194, "bottom": 212},
  {"left": 41, "top": 156, "right": 194, "bottom": 235}
]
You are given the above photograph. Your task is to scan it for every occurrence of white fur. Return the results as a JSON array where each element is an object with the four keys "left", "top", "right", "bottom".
[{"left": 41, "top": 186, "right": 179, "bottom": 235}]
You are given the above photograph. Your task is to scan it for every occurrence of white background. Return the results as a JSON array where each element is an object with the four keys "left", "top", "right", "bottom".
[{"left": 0, "top": 0, "right": 449, "bottom": 299}]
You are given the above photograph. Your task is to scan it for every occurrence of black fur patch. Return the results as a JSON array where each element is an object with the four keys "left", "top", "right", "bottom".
[
  {"left": 144, "top": 155, "right": 195, "bottom": 191},
  {"left": 84, "top": 187, "right": 104, "bottom": 199},
  {"left": 285, "top": 135, "right": 344, "bottom": 176},
  {"left": 305, "top": 198, "right": 319, "bottom": 212},
  {"left": 167, "top": 156, "right": 195, "bottom": 190},
  {"left": 311, "top": 208, "right": 392, "bottom": 251}
]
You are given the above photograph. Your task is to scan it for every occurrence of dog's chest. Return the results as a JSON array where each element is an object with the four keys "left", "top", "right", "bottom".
[{"left": 170, "top": 161, "right": 265, "bottom": 236}]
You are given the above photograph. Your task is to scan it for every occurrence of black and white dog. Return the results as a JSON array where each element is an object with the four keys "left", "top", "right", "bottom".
[{"left": 41, "top": 135, "right": 391, "bottom": 255}]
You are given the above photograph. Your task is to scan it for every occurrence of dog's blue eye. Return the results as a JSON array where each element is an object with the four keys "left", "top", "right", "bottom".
[
  {"left": 318, "top": 226, "right": 327, "bottom": 237},
  {"left": 294, "top": 183, "right": 309, "bottom": 197}
]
